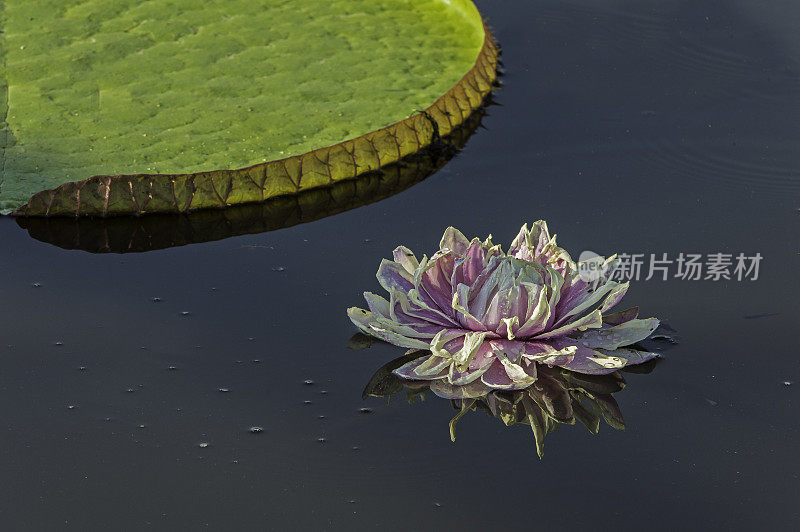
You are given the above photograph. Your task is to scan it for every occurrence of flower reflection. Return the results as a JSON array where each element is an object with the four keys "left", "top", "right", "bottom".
[{"left": 361, "top": 348, "right": 658, "bottom": 457}]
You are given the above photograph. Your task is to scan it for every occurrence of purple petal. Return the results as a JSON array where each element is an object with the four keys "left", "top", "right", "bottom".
[
  {"left": 393, "top": 355, "right": 448, "bottom": 381},
  {"left": 364, "top": 292, "right": 391, "bottom": 318},
  {"left": 419, "top": 253, "right": 456, "bottom": 314},
  {"left": 347, "top": 307, "right": 430, "bottom": 349},
  {"left": 569, "top": 317, "right": 659, "bottom": 350},
  {"left": 509, "top": 221, "right": 552, "bottom": 262},
  {"left": 481, "top": 359, "right": 514, "bottom": 388},
  {"left": 547, "top": 338, "right": 658, "bottom": 375},
  {"left": 534, "top": 310, "right": 603, "bottom": 340},
  {"left": 602, "top": 307, "right": 640, "bottom": 326},
  {"left": 388, "top": 290, "right": 456, "bottom": 331},
  {"left": 452, "top": 283, "right": 489, "bottom": 331},
  {"left": 599, "top": 282, "right": 630, "bottom": 313},
  {"left": 479, "top": 343, "right": 536, "bottom": 390},
  {"left": 392, "top": 246, "right": 420, "bottom": 274},
  {"left": 439, "top": 227, "right": 470, "bottom": 256},
  {"left": 448, "top": 361, "right": 494, "bottom": 385},
  {"left": 429, "top": 380, "right": 492, "bottom": 399},
  {"left": 376, "top": 259, "right": 414, "bottom": 294},
  {"left": 451, "top": 240, "right": 489, "bottom": 288},
  {"left": 466, "top": 341, "right": 498, "bottom": 371}
]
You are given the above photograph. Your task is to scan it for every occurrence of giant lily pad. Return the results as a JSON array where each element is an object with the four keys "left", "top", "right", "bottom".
[
  {"left": 0, "top": 0, "right": 498, "bottom": 216},
  {"left": 15, "top": 105, "right": 488, "bottom": 252}
]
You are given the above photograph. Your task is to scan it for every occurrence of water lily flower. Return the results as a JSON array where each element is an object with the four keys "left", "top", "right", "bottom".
[{"left": 348, "top": 221, "right": 661, "bottom": 389}]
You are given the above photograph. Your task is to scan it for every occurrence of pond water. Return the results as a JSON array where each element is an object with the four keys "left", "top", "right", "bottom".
[{"left": 0, "top": 0, "right": 798, "bottom": 529}]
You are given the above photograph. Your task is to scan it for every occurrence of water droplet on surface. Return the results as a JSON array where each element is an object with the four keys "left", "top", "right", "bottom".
[
  {"left": 218, "top": 388, "right": 230, "bottom": 393},
  {"left": 138, "top": 424, "right": 146, "bottom": 429},
  {"left": 351, "top": 446, "right": 360, "bottom": 451},
  {"left": 318, "top": 415, "right": 326, "bottom": 420},
  {"left": 249, "top": 426, "right": 263, "bottom": 434},
  {"left": 271, "top": 266, "right": 286, "bottom": 272},
  {"left": 180, "top": 311, "right": 190, "bottom": 316},
  {"left": 317, "top": 437, "right": 327, "bottom": 443},
  {"left": 784, "top": 381, "right": 793, "bottom": 386},
  {"left": 303, "top": 400, "right": 313, "bottom": 405},
  {"left": 32, "top": 282, "right": 41, "bottom": 288},
  {"left": 319, "top": 390, "right": 328, "bottom": 395},
  {"left": 78, "top": 366, "right": 87, "bottom": 371},
  {"left": 303, "top": 379, "right": 314, "bottom": 386},
  {"left": 248, "top": 337, "right": 255, "bottom": 341},
  {"left": 168, "top": 366, "right": 177, "bottom": 371},
  {"left": 53, "top": 341, "right": 63, "bottom": 347},
  {"left": 67, "top": 405, "right": 77, "bottom": 410},
  {"left": 126, "top": 388, "right": 135, "bottom": 393},
  {"left": 198, "top": 442, "right": 209, "bottom": 448},
  {"left": 151, "top": 297, "right": 161, "bottom": 303},
  {"left": 359, "top": 408, "right": 373, "bottom": 414}
]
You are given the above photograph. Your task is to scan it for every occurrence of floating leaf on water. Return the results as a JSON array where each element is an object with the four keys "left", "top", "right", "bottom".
[{"left": 1, "top": 0, "right": 496, "bottom": 217}]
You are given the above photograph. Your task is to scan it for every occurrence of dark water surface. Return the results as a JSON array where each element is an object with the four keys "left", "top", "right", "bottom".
[{"left": 1, "top": 0, "right": 798, "bottom": 529}]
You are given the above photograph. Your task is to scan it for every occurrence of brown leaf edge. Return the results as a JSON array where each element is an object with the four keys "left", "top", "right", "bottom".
[
  {"left": 13, "top": 11, "right": 499, "bottom": 218},
  {"left": 15, "top": 104, "right": 490, "bottom": 253}
]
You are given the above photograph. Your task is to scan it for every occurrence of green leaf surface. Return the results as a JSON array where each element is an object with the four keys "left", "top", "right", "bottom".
[
  {"left": 0, "top": 0, "right": 495, "bottom": 215},
  {"left": 16, "top": 105, "right": 488, "bottom": 251}
]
